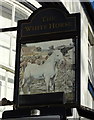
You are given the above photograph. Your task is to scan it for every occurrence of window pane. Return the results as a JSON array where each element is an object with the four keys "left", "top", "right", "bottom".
[
  {"left": 0, "top": 1, "right": 12, "bottom": 28},
  {"left": 0, "top": 31, "right": 17, "bottom": 67},
  {"left": 0, "top": 1, "right": 32, "bottom": 28},
  {"left": 0, "top": 46, "right": 10, "bottom": 65},
  {"left": 0, "top": 32, "right": 11, "bottom": 48},
  {"left": 15, "top": 8, "right": 29, "bottom": 22},
  {"left": 6, "top": 72, "right": 14, "bottom": 100}
]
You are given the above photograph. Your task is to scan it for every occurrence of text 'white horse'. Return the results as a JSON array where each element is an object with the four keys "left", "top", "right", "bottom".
[{"left": 22, "top": 50, "right": 64, "bottom": 94}]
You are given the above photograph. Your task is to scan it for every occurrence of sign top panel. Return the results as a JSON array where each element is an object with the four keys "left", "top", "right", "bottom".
[{"left": 19, "top": 7, "right": 77, "bottom": 38}]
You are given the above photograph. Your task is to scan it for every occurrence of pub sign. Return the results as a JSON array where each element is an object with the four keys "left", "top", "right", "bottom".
[{"left": 14, "top": 7, "right": 80, "bottom": 108}]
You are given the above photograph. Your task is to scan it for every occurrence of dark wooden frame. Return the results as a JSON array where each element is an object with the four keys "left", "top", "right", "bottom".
[{"left": 14, "top": 7, "right": 80, "bottom": 109}]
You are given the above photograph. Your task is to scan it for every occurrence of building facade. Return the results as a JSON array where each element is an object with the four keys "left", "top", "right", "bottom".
[
  {"left": 62, "top": 1, "right": 94, "bottom": 119},
  {"left": 0, "top": 0, "right": 38, "bottom": 117},
  {"left": 62, "top": 0, "right": 94, "bottom": 108}
]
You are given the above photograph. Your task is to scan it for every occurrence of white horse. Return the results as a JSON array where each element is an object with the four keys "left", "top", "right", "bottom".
[{"left": 21, "top": 50, "right": 64, "bottom": 94}]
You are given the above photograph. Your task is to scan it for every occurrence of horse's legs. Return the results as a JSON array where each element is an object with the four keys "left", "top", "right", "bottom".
[
  {"left": 45, "top": 76, "right": 50, "bottom": 92},
  {"left": 20, "top": 87, "right": 24, "bottom": 94},
  {"left": 51, "top": 78, "right": 55, "bottom": 92},
  {"left": 21, "top": 77, "right": 31, "bottom": 94},
  {"left": 24, "top": 82, "right": 31, "bottom": 94},
  {"left": 28, "top": 87, "right": 31, "bottom": 94},
  {"left": 19, "top": 78, "right": 25, "bottom": 94},
  {"left": 50, "top": 74, "right": 56, "bottom": 92},
  {"left": 53, "top": 81, "right": 55, "bottom": 92},
  {"left": 26, "top": 78, "right": 32, "bottom": 94}
]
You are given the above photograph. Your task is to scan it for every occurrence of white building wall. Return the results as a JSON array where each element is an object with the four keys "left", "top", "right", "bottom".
[
  {"left": 0, "top": 0, "right": 33, "bottom": 118},
  {"left": 62, "top": 0, "right": 93, "bottom": 109}
]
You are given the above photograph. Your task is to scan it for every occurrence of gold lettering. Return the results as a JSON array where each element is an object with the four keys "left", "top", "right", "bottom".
[
  {"left": 42, "top": 16, "right": 56, "bottom": 22},
  {"left": 24, "top": 22, "right": 72, "bottom": 32},
  {"left": 42, "top": 17, "right": 46, "bottom": 22},
  {"left": 55, "top": 23, "right": 59, "bottom": 28},
  {"left": 51, "top": 22, "right": 72, "bottom": 29},
  {"left": 24, "top": 26, "right": 31, "bottom": 31},
  {"left": 24, "top": 25, "right": 48, "bottom": 31},
  {"left": 49, "top": 24, "right": 52, "bottom": 29}
]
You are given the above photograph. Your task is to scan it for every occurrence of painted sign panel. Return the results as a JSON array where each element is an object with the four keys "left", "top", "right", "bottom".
[{"left": 19, "top": 39, "right": 75, "bottom": 102}]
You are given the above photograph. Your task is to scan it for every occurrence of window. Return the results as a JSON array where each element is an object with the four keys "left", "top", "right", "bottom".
[
  {"left": 15, "top": 8, "right": 28, "bottom": 22},
  {"left": 0, "top": 1, "right": 12, "bottom": 28},
  {"left": 8, "top": 78, "right": 14, "bottom": 84},
  {"left": 88, "top": 79, "right": 94, "bottom": 99},
  {"left": 88, "top": 27, "right": 94, "bottom": 79},
  {"left": 88, "top": 42, "right": 94, "bottom": 83},
  {"left": 88, "top": 43, "right": 92, "bottom": 64},
  {"left": 0, "top": 31, "right": 17, "bottom": 67},
  {"left": 0, "top": 1, "right": 12, "bottom": 19},
  {"left": 88, "top": 27, "right": 94, "bottom": 100},
  {"left": 0, "top": 75, "right": 5, "bottom": 81}
]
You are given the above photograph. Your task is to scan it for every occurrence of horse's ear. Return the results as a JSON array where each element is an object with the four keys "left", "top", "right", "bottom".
[
  {"left": 60, "top": 48, "right": 67, "bottom": 56},
  {"left": 48, "top": 51, "right": 53, "bottom": 56}
]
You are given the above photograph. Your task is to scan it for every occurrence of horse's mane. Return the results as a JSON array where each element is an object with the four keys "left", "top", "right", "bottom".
[{"left": 44, "top": 50, "right": 57, "bottom": 64}]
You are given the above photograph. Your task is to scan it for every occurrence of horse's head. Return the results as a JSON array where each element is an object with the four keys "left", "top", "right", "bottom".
[{"left": 53, "top": 50, "right": 63, "bottom": 64}]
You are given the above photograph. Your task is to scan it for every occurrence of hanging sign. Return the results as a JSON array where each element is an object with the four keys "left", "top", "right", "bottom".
[{"left": 14, "top": 7, "right": 80, "bottom": 108}]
